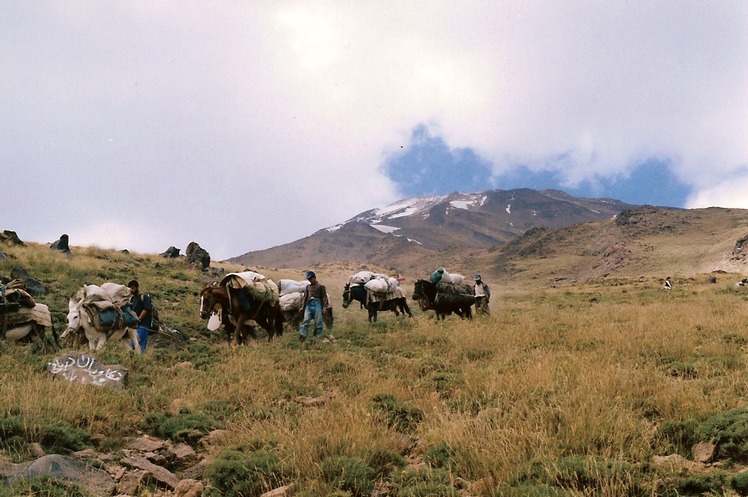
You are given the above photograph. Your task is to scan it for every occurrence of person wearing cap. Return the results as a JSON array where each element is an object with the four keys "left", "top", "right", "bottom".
[
  {"left": 128, "top": 279, "right": 152, "bottom": 354},
  {"left": 299, "top": 271, "right": 329, "bottom": 341},
  {"left": 472, "top": 274, "right": 491, "bottom": 316}
]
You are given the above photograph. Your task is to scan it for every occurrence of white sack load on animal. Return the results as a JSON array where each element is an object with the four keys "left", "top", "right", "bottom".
[
  {"left": 278, "top": 279, "right": 310, "bottom": 297},
  {"left": 350, "top": 271, "right": 378, "bottom": 285},
  {"left": 221, "top": 271, "right": 279, "bottom": 303},
  {"left": 364, "top": 276, "right": 390, "bottom": 294},
  {"left": 279, "top": 291, "right": 303, "bottom": 312},
  {"left": 439, "top": 272, "right": 465, "bottom": 285}
]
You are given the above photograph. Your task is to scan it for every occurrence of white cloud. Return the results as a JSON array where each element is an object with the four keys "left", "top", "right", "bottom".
[{"left": 1, "top": 1, "right": 746, "bottom": 260}]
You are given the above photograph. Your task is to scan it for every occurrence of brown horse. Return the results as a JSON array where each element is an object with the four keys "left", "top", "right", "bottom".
[{"left": 199, "top": 283, "right": 284, "bottom": 345}]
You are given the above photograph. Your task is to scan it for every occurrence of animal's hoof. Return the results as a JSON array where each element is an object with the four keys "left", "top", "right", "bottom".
[{"left": 299, "top": 335, "right": 306, "bottom": 342}]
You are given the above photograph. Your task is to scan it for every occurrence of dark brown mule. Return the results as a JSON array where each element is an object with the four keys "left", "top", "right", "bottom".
[{"left": 199, "top": 283, "right": 284, "bottom": 345}]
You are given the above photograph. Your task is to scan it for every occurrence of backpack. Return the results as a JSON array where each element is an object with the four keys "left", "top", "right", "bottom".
[{"left": 146, "top": 293, "right": 160, "bottom": 333}]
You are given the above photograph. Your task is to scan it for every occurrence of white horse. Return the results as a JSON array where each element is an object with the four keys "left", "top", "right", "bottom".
[
  {"left": 1, "top": 303, "right": 59, "bottom": 350},
  {"left": 62, "top": 298, "right": 141, "bottom": 353}
]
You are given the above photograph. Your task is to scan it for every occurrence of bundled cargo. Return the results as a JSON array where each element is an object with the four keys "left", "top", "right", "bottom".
[
  {"left": 363, "top": 275, "right": 399, "bottom": 294},
  {"left": 278, "top": 279, "right": 310, "bottom": 297},
  {"left": 0, "top": 279, "right": 36, "bottom": 312},
  {"left": 430, "top": 267, "right": 464, "bottom": 285},
  {"left": 221, "top": 271, "right": 279, "bottom": 303},
  {"left": 279, "top": 291, "right": 303, "bottom": 312},
  {"left": 434, "top": 280, "right": 475, "bottom": 307}
]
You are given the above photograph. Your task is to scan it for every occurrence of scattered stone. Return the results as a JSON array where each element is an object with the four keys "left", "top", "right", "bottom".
[
  {"left": 161, "top": 246, "right": 181, "bottom": 258},
  {"left": 693, "top": 442, "right": 716, "bottom": 464},
  {"left": 261, "top": 483, "right": 295, "bottom": 497},
  {"left": 186, "top": 241, "right": 211, "bottom": 270},
  {"left": 174, "top": 478, "right": 204, "bottom": 497},
  {"left": 10, "top": 266, "right": 46, "bottom": 296},
  {"left": 116, "top": 469, "right": 149, "bottom": 495},
  {"left": 47, "top": 351, "right": 129, "bottom": 390},
  {"left": 50, "top": 233, "right": 71, "bottom": 254},
  {"left": 294, "top": 395, "right": 326, "bottom": 407},
  {"left": 125, "top": 435, "right": 165, "bottom": 453},
  {"left": 0, "top": 230, "right": 24, "bottom": 246},
  {"left": 652, "top": 454, "right": 699, "bottom": 471},
  {"left": 20, "top": 454, "right": 115, "bottom": 497},
  {"left": 121, "top": 455, "right": 179, "bottom": 489},
  {"left": 29, "top": 442, "right": 45, "bottom": 458}
]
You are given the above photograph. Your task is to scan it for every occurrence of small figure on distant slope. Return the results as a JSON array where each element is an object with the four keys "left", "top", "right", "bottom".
[
  {"left": 473, "top": 274, "right": 491, "bottom": 316},
  {"left": 663, "top": 276, "right": 672, "bottom": 291}
]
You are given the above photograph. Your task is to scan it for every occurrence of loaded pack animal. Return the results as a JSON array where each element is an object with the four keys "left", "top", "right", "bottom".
[
  {"left": 199, "top": 282, "right": 284, "bottom": 345},
  {"left": 342, "top": 282, "right": 413, "bottom": 322},
  {"left": 1, "top": 303, "right": 60, "bottom": 351},
  {"left": 1, "top": 279, "right": 60, "bottom": 351},
  {"left": 412, "top": 279, "right": 474, "bottom": 320},
  {"left": 62, "top": 284, "right": 141, "bottom": 352}
]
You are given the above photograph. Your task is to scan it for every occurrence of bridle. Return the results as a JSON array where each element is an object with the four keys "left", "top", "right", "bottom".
[
  {"left": 342, "top": 284, "right": 352, "bottom": 309},
  {"left": 199, "top": 288, "right": 216, "bottom": 319}
]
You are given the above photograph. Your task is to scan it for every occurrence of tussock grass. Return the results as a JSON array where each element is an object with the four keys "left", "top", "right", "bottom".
[{"left": 3, "top": 242, "right": 748, "bottom": 494}]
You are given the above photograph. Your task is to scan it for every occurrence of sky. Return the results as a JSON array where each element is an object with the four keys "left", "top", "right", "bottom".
[{"left": 2, "top": 1, "right": 747, "bottom": 261}]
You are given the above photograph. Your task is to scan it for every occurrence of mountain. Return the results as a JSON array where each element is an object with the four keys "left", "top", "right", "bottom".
[
  {"left": 475, "top": 205, "right": 748, "bottom": 286},
  {"left": 227, "top": 188, "right": 637, "bottom": 275}
]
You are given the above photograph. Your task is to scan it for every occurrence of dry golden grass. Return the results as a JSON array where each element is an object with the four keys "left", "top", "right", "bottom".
[{"left": 3, "top": 242, "right": 748, "bottom": 495}]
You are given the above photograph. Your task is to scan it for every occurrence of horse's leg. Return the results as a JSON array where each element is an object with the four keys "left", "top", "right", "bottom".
[{"left": 129, "top": 328, "right": 142, "bottom": 353}]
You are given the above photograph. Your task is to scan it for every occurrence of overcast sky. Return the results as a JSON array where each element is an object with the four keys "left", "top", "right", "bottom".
[{"left": 2, "top": 1, "right": 746, "bottom": 261}]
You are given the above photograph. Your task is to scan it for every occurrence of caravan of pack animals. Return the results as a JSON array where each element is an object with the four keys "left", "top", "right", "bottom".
[
  {"left": 1, "top": 231, "right": 491, "bottom": 353},
  {"left": 5, "top": 214, "right": 748, "bottom": 497}
]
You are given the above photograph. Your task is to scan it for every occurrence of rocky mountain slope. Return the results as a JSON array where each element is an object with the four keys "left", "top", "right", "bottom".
[
  {"left": 478, "top": 205, "right": 748, "bottom": 286},
  {"left": 228, "top": 188, "right": 635, "bottom": 276}
]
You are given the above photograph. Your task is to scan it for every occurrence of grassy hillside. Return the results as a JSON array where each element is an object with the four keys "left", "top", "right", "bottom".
[{"left": 3, "top": 242, "right": 748, "bottom": 496}]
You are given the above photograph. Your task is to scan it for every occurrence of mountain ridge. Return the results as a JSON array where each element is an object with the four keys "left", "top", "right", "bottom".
[{"left": 228, "top": 188, "right": 636, "bottom": 275}]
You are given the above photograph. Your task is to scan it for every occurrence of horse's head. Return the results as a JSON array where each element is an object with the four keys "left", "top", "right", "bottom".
[
  {"left": 199, "top": 285, "right": 216, "bottom": 319},
  {"left": 342, "top": 283, "right": 352, "bottom": 308},
  {"left": 412, "top": 279, "right": 435, "bottom": 304},
  {"left": 61, "top": 298, "right": 82, "bottom": 338},
  {"left": 200, "top": 283, "right": 229, "bottom": 319}
]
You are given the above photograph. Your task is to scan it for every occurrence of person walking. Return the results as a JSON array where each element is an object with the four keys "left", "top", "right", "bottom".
[
  {"left": 472, "top": 274, "right": 491, "bottom": 316},
  {"left": 299, "top": 271, "right": 329, "bottom": 341},
  {"left": 128, "top": 279, "right": 152, "bottom": 354}
]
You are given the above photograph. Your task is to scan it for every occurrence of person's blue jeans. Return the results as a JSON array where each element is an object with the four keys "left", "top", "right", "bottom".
[
  {"left": 135, "top": 325, "right": 149, "bottom": 354},
  {"left": 300, "top": 300, "right": 324, "bottom": 339}
]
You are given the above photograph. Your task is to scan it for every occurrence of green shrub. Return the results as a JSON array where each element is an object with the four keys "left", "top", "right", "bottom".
[
  {"left": 320, "top": 455, "right": 376, "bottom": 497},
  {"left": 699, "top": 408, "right": 748, "bottom": 463},
  {"left": 0, "top": 476, "right": 91, "bottom": 497},
  {"left": 393, "top": 467, "right": 457, "bottom": 497},
  {"left": 141, "top": 409, "right": 217, "bottom": 445},
  {"left": 368, "top": 448, "right": 406, "bottom": 478},
  {"left": 509, "top": 456, "right": 644, "bottom": 496},
  {"left": 0, "top": 416, "right": 91, "bottom": 456},
  {"left": 39, "top": 422, "right": 92, "bottom": 453},
  {"left": 656, "top": 418, "right": 701, "bottom": 457},
  {"left": 369, "top": 394, "right": 424, "bottom": 433},
  {"left": 676, "top": 471, "right": 728, "bottom": 495},
  {"left": 424, "top": 441, "right": 457, "bottom": 471},
  {"left": 204, "top": 447, "right": 287, "bottom": 497}
]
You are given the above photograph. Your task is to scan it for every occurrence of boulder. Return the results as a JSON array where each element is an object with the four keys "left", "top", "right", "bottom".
[
  {"left": 0, "top": 230, "right": 24, "bottom": 246},
  {"left": 20, "top": 454, "right": 115, "bottom": 497},
  {"left": 161, "top": 246, "right": 181, "bottom": 258},
  {"left": 50, "top": 233, "right": 71, "bottom": 254},
  {"left": 47, "top": 352, "right": 129, "bottom": 390},
  {"left": 186, "top": 241, "right": 211, "bottom": 270},
  {"left": 10, "top": 266, "right": 46, "bottom": 296}
]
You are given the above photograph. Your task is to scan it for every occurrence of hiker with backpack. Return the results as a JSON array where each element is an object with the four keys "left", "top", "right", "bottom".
[{"left": 128, "top": 279, "right": 152, "bottom": 354}]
